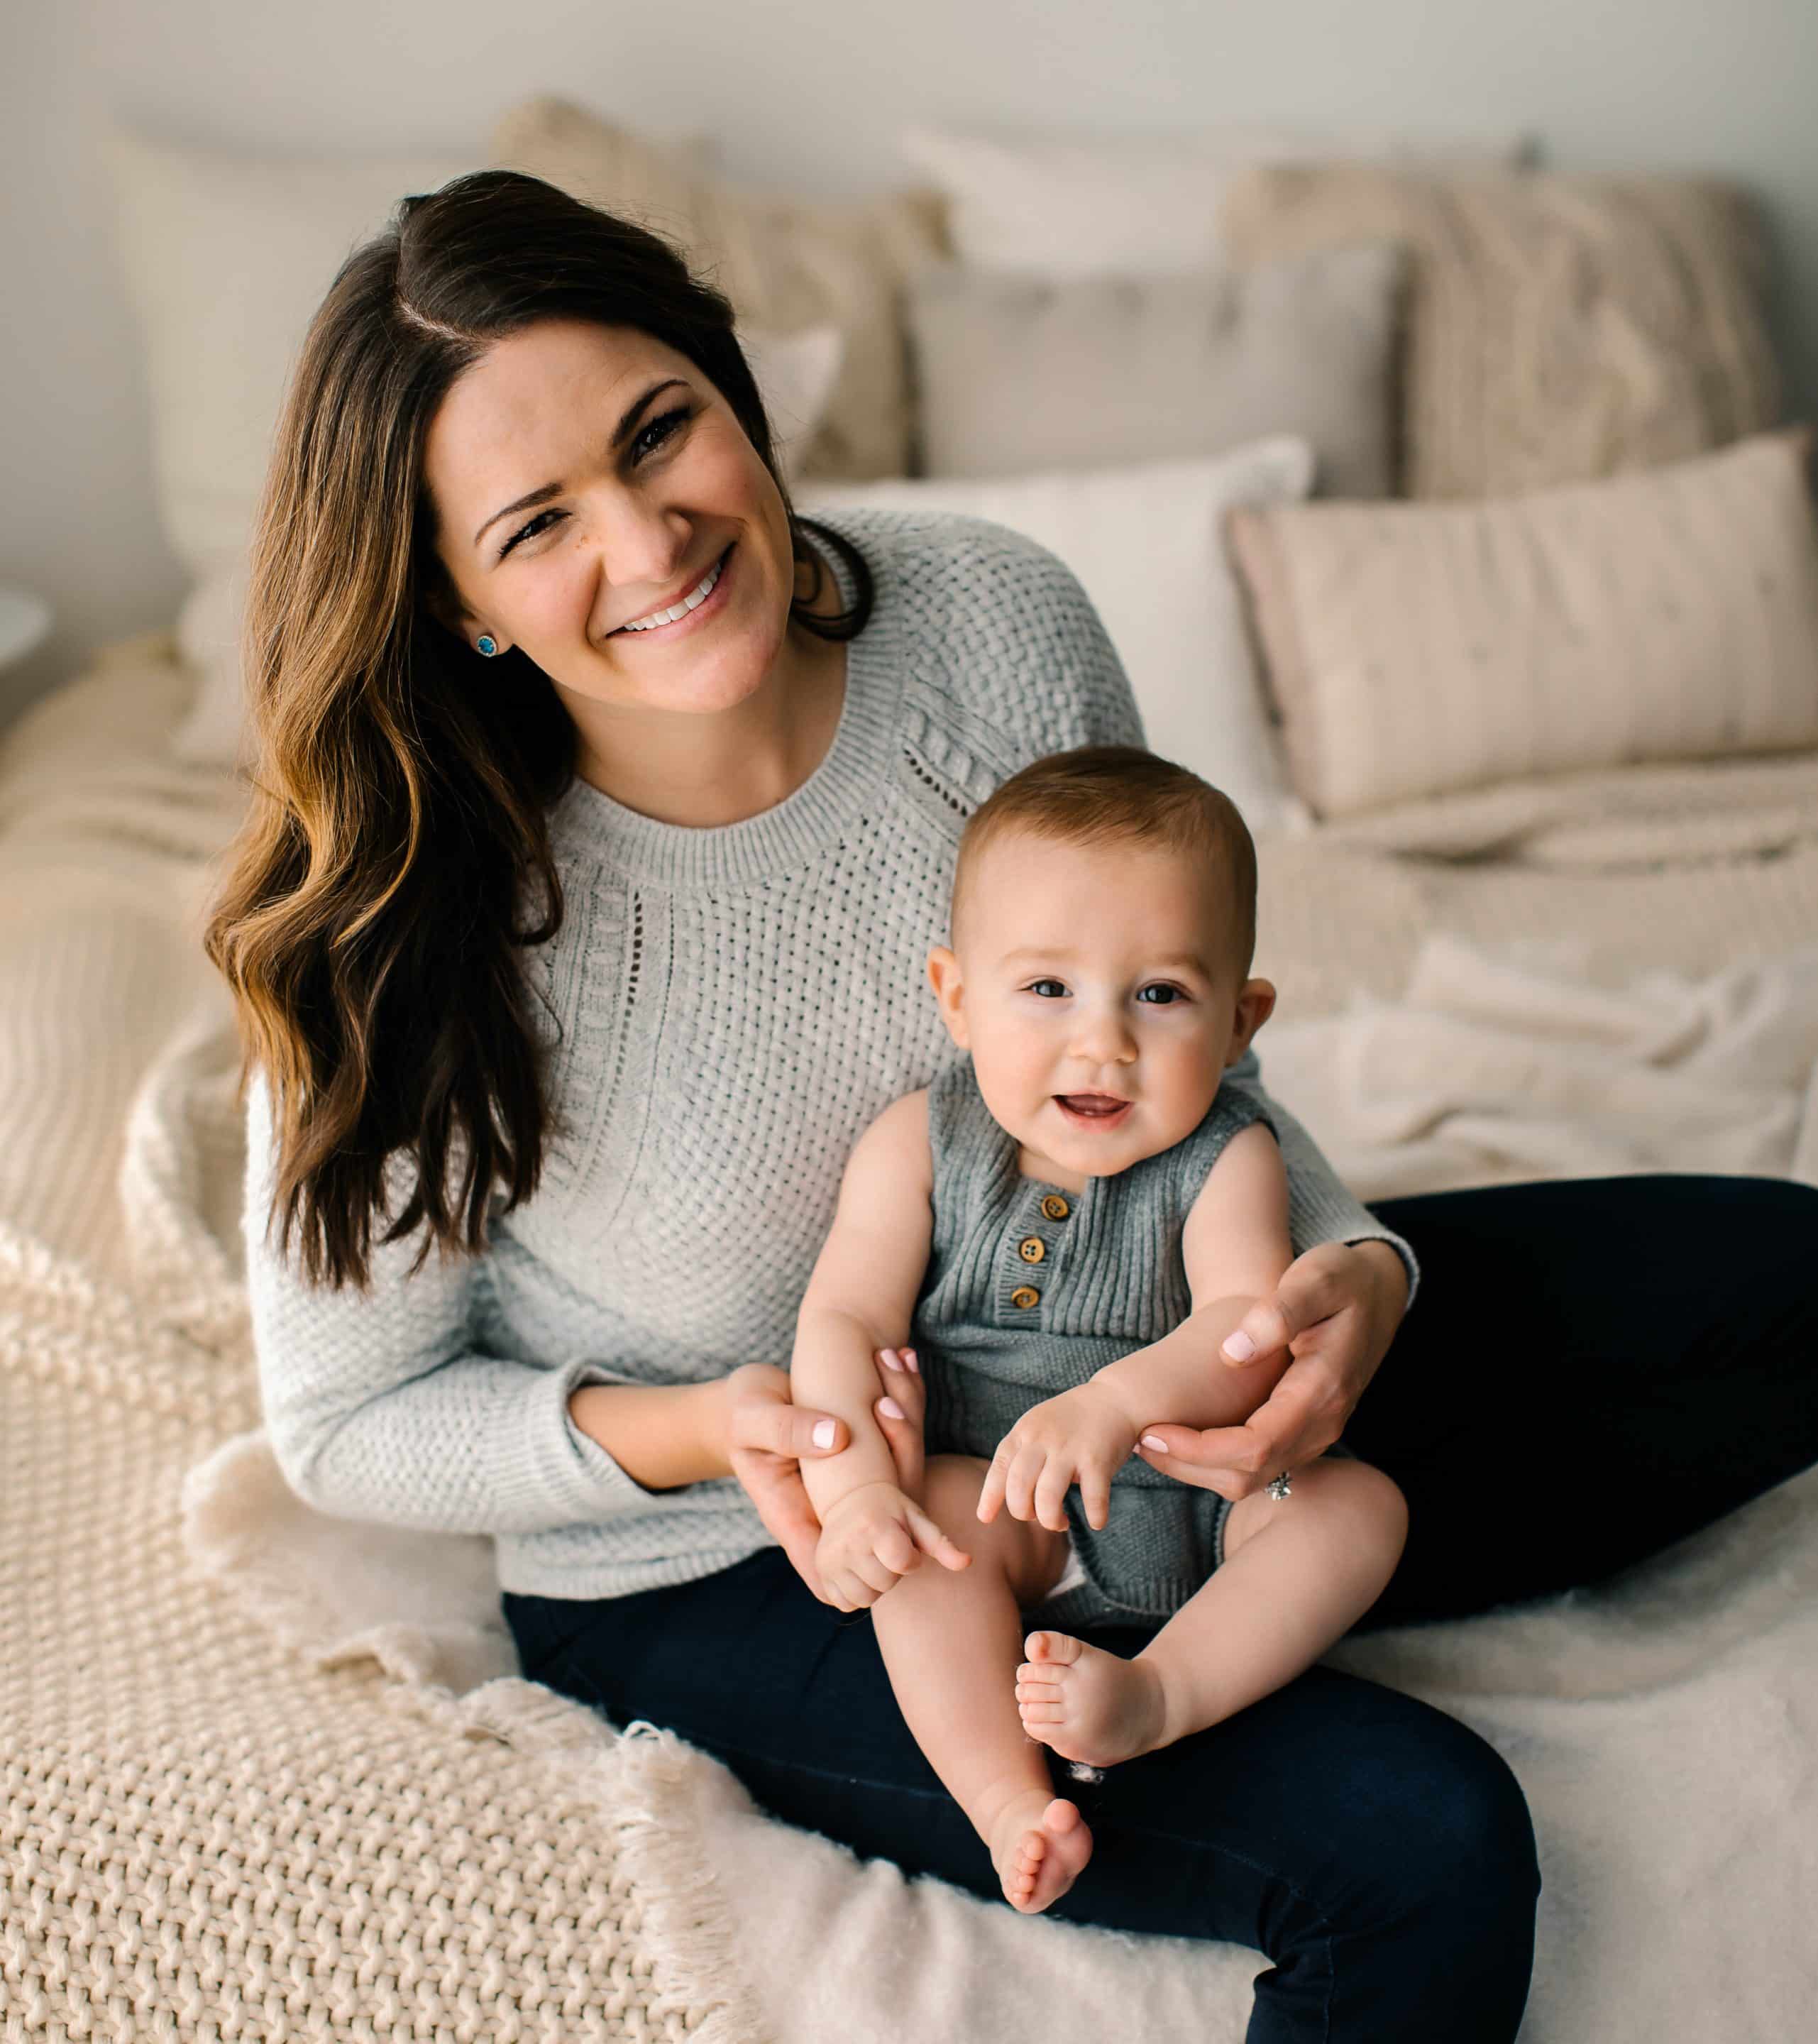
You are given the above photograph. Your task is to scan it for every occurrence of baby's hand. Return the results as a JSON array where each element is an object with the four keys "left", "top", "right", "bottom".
[
  {"left": 815, "top": 1479, "right": 971, "bottom": 1614},
  {"left": 978, "top": 1382, "right": 1141, "bottom": 1534}
]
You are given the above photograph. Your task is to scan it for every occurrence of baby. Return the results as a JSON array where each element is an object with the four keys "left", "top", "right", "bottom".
[{"left": 792, "top": 744, "right": 1408, "bottom": 1916}]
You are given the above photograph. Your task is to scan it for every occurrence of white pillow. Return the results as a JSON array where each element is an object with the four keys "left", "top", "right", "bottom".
[
  {"left": 801, "top": 439, "right": 1317, "bottom": 830},
  {"left": 897, "top": 123, "right": 1533, "bottom": 278},
  {"left": 166, "top": 320, "right": 842, "bottom": 774}
]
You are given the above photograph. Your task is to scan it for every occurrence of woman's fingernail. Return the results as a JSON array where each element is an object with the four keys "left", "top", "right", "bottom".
[
  {"left": 901, "top": 1348, "right": 920, "bottom": 1374},
  {"left": 811, "top": 1419, "right": 837, "bottom": 1449},
  {"left": 879, "top": 1397, "right": 905, "bottom": 1420},
  {"left": 1140, "top": 1434, "right": 1168, "bottom": 1452},
  {"left": 1223, "top": 1331, "right": 1257, "bottom": 1361}
]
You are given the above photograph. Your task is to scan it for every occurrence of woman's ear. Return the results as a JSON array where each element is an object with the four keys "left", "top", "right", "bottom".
[
  {"left": 926, "top": 945, "right": 970, "bottom": 1049},
  {"left": 1223, "top": 977, "right": 1277, "bottom": 1065}
]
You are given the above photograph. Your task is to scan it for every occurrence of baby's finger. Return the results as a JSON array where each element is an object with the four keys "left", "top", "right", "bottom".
[
  {"left": 1079, "top": 1464, "right": 1112, "bottom": 1532},
  {"left": 906, "top": 1500, "right": 971, "bottom": 1573},
  {"left": 851, "top": 1547, "right": 900, "bottom": 1599},
  {"left": 874, "top": 1517, "right": 920, "bottom": 1578},
  {"left": 1032, "top": 1454, "right": 1074, "bottom": 1534},
  {"left": 977, "top": 1445, "right": 1011, "bottom": 1523},
  {"left": 1004, "top": 1443, "right": 1045, "bottom": 1524}
]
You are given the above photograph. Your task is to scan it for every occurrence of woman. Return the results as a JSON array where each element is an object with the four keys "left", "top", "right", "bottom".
[{"left": 206, "top": 170, "right": 1818, "bottom": 2041}]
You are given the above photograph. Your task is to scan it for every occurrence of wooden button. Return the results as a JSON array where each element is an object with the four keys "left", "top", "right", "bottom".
[
  {"left": 1010, "top": 1285, "right": 1040, "bottom": 1309},
  {"left": 1040, "top": 1194, "right": 1070, "bottom": 1221},
  {"left": 1018, "top": 1236, "right": 1045, "bottom": 1264}
]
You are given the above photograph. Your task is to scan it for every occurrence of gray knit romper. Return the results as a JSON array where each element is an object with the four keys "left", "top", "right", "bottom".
[{"left": 911, "top": 1053, "right": 1277, "bottom": 1633}]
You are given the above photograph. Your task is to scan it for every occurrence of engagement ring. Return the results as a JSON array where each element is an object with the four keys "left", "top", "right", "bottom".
[{"left": 1266, "top": 1469, "right": 1293, "bottom": 1502}]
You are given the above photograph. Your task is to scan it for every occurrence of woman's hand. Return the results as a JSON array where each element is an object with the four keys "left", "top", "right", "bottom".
[
  {"left": 721, "top": 1351, "right": 928, "bottom": 1604},
  {"left": 1134, "top": 1241, "right": 1408, "bottom": 1501}
]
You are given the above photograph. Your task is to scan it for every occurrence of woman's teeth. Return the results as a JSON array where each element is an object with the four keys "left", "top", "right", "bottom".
[{"left": 620, "top": 551, "right": 725, "bottom": 631}]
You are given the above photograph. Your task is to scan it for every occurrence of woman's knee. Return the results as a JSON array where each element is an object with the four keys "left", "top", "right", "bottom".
[{"left": 1384, "top": 1718, "right": 1541, "bottom": 1932}]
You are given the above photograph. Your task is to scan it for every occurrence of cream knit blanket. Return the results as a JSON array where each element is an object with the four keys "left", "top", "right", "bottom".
[{"left": 5, "top": 637, "right": 1818, "bottom": 2041}]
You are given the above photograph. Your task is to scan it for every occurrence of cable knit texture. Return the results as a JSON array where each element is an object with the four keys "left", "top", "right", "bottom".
[{"left": 245, "top": 505, "right": 1416, "bottom": 1603}]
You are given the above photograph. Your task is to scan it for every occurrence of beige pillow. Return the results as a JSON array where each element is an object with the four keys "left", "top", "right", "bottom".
[
  {"left": 1227, "top": 432, "right": 1818, "bottom": 820},
  {"left": 897, "top": 123, "right": 1533, "bottom": 277},
  {"left": 907, "top": 247, "right": 1404, "bottom": 497},
  {"left": 491, "top": 97, "right": 947, "bottom": 481},
  {"left": 1221, "top": 163, "right": 1781, "bottom": 502}
]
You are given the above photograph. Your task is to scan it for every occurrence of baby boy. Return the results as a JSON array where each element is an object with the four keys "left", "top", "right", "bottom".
[{"left": 791, "top": 744, "right": 1408, "bottom": 1914}]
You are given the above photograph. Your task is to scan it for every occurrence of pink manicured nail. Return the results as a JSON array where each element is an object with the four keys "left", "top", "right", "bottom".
[
  {"left": 1140, "top": 1434, "right": 1168, "bottom": 1452},
  {"left": 900, "top": 1348, "right": 920, "bottom": 1374},
  {"left": 879, "top": 1397, "right": 906, "bottom": 1419},
  {"left": 1223, "top": 1330, "right": 1257, "bottom": 1361},
  {"left": 811, "top": 1419, "right": 837, "bottom": 1449}
]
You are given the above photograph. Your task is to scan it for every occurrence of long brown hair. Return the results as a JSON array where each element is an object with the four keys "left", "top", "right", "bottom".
[{"left": 203, "top": 170, "right": 874, "bottom": 1291}]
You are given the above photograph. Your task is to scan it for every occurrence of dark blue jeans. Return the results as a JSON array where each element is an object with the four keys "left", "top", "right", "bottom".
[{"left": 503, "top": 1176, "right": 1818, "bottom": 2041}]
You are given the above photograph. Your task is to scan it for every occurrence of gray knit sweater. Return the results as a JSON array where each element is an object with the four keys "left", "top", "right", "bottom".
[{"left": 244, "top": 505, "right": 1418, "bottom": 1603}]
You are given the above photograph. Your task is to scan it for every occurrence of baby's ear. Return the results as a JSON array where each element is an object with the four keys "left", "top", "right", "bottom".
[
  {"left": 1225, "top": 977, "right": 1277, "bottom": 1064},
  {"left": 926, "top": 945, "right": 969, "bottom": 1048}
]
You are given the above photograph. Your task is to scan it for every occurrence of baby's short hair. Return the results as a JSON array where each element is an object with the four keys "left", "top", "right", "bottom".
[{"left": 952, "top": 745, "right": 1258, "bottom": 975}]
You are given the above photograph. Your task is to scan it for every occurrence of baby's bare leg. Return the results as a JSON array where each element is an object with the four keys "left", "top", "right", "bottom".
[
  {"left": 870, "top": 1453, "right": 1092, "bottom": 1913},
  {"left": 1018, "top": 1456, "right": 1409, "bottom": 1769}
]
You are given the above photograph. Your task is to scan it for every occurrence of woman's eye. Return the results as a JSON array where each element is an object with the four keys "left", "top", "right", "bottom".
[
  {"left": 632, "top": 406, "right": 691, "bottom": 462},
  {"left": 1136, "top": 984, "right": 1185, "bottom": 1005},
  {"left": 498, "top": 507, "right": 561, "bottom": 559},
  {"left": 1027, "top": 979, "right": 1069, "bottom": 999}
]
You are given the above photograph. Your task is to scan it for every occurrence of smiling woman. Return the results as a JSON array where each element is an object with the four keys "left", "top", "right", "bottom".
[
  {"left": 202, "top": 166, "right": 1560, "bottom": 2043},
  {"left": 420, "top": 313, "right": 853, "bottom": 822}
]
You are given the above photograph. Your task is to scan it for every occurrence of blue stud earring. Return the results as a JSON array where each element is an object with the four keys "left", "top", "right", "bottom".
[{"left": 476, "top": 635, "right": 498, "bottom": 657}]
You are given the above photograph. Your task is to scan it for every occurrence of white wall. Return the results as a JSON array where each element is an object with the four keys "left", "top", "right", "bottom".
[{"left": 3, "top": 0, "right": 1814, "bottom": 727}]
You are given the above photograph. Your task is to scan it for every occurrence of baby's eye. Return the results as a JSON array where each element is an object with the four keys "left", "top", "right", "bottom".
[
  {"left": 1136, "top": 984, "right": 1186, "bottom": 1004},
  {"left": 1026, "top": 979, "right": 1069, "bottom": 999}
]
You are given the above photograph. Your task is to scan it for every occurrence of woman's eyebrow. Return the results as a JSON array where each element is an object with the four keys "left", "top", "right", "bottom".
[{"left": 470, "top": 376, "right": 689, "bottom": 550}]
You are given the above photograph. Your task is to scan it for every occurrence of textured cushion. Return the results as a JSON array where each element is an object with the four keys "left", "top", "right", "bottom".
[
  {"left": 492, "top": 97, "right": 946, "bottom": 484},
  {"left": 1221, "top": 163, "right": 1782, "bottom": 500},
  {"left": 104, "top": 122, "right": 480, "bottom": 584},
  {"left": 907, "top": 248, "right": 1404, "bottom": 497},
  {"left": 803, "top": 439, "right": 1317, "bottom": 829},
  {"left": 897, "top": 123, "right": 1532, "bottom": 278},
  {"left": 1226, "top": 431, "right": 1818, "bottom": 820}
]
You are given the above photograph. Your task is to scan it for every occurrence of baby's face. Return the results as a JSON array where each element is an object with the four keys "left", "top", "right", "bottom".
[{"left": 927, "top": 832, "right": 1274, "bottom": 1185}]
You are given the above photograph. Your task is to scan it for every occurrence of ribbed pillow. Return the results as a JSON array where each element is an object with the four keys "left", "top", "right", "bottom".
[
  {"left": 906, "top": 248, "right": 1404, "bottom": 498},
  {"left": 1227, "top": 432, "right": 1818, "bottom": 819},
  {"left": 1221, "top": 163, "right": 1781, "bottom": 501}
]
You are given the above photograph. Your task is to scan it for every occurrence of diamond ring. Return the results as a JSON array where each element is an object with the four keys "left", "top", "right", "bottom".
[{"left": 1266, "top": 1469, "right": 1293, "bottom": 1502}]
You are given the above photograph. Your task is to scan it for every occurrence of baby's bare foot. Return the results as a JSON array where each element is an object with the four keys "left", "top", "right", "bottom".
[
  {"left": 1016, "top": 1630, "right": 1168, "bottom": 1768},
  {"left": 986, "top": 1788, "right": 1093, "bottom": 1914}
]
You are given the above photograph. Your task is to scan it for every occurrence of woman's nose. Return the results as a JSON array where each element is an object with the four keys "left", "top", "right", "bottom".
[{"left": 585, "top": 490, "right": 693, "bottom": 591}]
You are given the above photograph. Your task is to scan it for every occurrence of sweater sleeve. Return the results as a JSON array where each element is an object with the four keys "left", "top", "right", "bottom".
[
  {"left": 1220, "top": 1048, "right": 1421, "bottom": 1306},
  {"left": 243, "top": 1067, "right": 668, "bottom": 1535}
]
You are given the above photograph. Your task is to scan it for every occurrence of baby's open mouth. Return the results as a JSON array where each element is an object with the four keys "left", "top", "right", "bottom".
[{"left": 1056, "top": 1094, "right": 1131, "bottom": 1121}]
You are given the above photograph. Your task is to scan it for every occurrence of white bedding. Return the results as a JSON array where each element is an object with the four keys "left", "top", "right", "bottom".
[{"left": 6, "top": 637, "right": 1818, "bottom": 2041}]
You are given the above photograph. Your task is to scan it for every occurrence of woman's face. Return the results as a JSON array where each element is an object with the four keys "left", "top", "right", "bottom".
[{"left": 423, "top": 317, "right": 803, "bottom": 720}]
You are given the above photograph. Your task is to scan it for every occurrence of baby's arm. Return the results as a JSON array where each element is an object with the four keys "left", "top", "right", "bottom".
[
  {"left": 792, "top": 1092, "right": 968, "bottom": 1606},
  {"left": 1092, "top": 1121, "right": 1296, "bottom": 1435},
  {"left": 793, "top": 1089, "right": 936, "bottom": 1505}
]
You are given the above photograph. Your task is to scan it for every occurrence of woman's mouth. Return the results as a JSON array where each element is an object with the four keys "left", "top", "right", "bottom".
[
  {"left": 1056, "top": 1094, "right": 1133, "bottom": 1131},
  {"left": 610, "top": 543, "right": 734, "bottom": 642}
]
